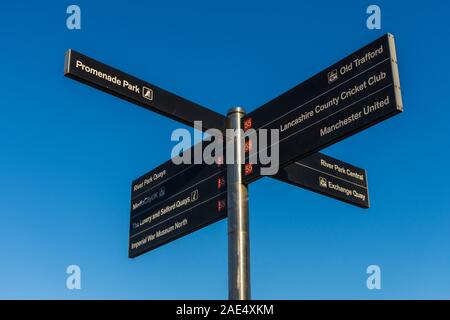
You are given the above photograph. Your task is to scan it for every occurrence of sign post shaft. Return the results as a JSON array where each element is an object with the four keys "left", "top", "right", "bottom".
[{"left": 227, "top": 107, "right": 251, "bottom": 300}]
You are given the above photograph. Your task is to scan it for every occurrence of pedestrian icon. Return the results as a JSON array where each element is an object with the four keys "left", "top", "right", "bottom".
[
  {"left": 142, "top": 86, "right": 153, "bottom": 100},
  {"left": 319, "top": 177, "right": 328, "bottom": 188}
]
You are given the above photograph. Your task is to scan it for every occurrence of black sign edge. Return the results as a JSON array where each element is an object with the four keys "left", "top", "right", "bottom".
[{"left": 387, "top": 33, "right": 404, "bottom": 112}]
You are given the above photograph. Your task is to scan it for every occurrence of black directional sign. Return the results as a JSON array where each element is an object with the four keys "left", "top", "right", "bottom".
[
  {"left": 65, "top": 33, "right": 403, "bottom": 264},
  {"left": 64, "top": 49, "right": 226, "bottom": 132},
  {"left": 242, "top": 33, "right": 403, "bottom": 183},
  {"left": 129, "top": 144, "right": 227, "bottom": 258},
  {"left": 274, "top": 153, "right": 369, "bottom": 208}
]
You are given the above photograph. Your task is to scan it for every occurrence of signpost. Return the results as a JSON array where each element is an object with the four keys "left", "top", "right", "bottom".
[{"left": 65, "top": 33, "right": 403, "bottom": 300}]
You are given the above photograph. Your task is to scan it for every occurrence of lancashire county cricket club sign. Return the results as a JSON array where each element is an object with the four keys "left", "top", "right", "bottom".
[
  {"left": 242, "top": 33, "right": 402, "bottom": 183},
  {"left": 65, "top": 33, "right": 403, "bottom": 299}
]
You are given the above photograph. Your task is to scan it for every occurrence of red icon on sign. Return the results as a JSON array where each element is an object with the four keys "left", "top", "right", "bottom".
[
  {"left": 217, "top": 176, "right": 226, "bottom": 190},
  {"left": 244, "top": 163, "right": 253, "bottom": 175},
  {"left": 244, "top": 118, "right": 252, "bottom": 131}
]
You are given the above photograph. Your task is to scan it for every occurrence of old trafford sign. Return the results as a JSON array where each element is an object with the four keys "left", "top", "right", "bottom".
[
  {"left": 241, "top": 34, "right": 402, "bottom": 183},
  {"left": 65, "top": 33, "right": 403, "bottom": 300}
]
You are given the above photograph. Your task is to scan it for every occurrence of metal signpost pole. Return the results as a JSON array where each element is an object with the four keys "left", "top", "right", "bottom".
[{"left": 226, "top": 107, "right": 251, "bottom": 300}]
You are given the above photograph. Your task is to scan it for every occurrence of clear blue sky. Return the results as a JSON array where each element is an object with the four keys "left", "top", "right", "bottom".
[{"left": 1, "top": 0, "right": 449, "bottom": 299}]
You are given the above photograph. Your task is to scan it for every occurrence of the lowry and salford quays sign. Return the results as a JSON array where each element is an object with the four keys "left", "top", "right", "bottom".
[{"left": 65, "top": 33, "right": 402, "bottom": 258}]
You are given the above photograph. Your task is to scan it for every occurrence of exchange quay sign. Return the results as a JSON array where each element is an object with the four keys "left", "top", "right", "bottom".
[{"left": 65, "top": 33, "right": 403, "bottom": 299}]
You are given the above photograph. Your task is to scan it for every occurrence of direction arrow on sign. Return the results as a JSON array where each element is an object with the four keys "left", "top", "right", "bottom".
[
  {"left": 64, "top": 49, "right": 226, "bottom": 132},
  {"left": 242, "top": 33, "right": 403, "bottom": 183}
]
